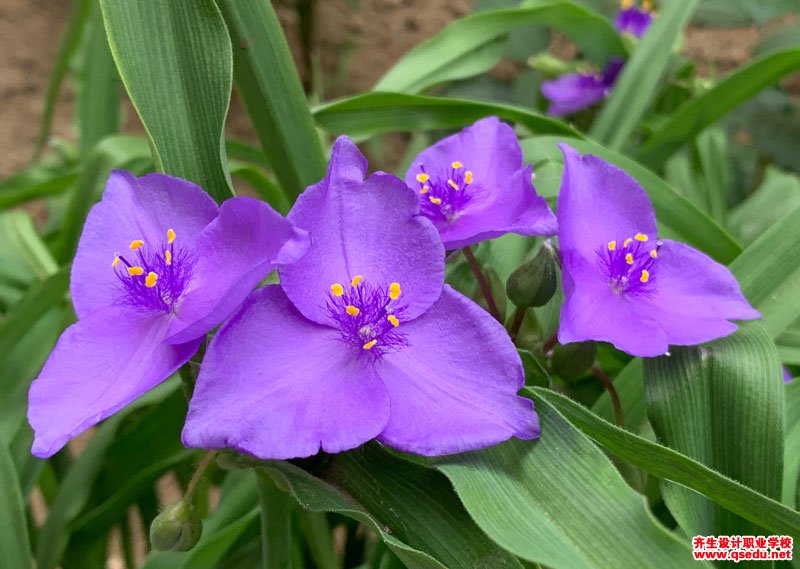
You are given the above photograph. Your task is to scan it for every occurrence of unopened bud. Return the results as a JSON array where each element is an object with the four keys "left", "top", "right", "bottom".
[
  {"left": 506, "top": 246, "right": 557, "bottom": 309},
  {"left": 551, "top": 341, "right": 596, "bottom": 382},
  {"left": 528, "top": 53, "right": 573, "bottom": 77},
  {"left": 150, "top": 501, "right": 202, "bottom": 552}
]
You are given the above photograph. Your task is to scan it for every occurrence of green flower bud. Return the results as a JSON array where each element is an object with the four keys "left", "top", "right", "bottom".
[
  {"left": 506, "top": 246, "right": 557, "bottom": 309},
  {"left": 551, "top": 341, "right": 596, "bottom": 382},
  {"left": 150, "top": 501, "right": 202, "bottom": 552},
  {"left": 528, "top": 53, "right": 573, "bottom": 77}
]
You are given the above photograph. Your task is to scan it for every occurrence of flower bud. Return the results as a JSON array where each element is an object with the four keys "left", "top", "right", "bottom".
[
  {"left": 551, "top": 341, "right": 596, "bottom": 382},
  {"left": 506, "top": 246, "right": 557, "bottom": 309},
  {"left": 528, "top": 53, "right": 573, "bottom": 77},
  {"left": 149, "top": 501, "right": 202, "bottom": 552}
]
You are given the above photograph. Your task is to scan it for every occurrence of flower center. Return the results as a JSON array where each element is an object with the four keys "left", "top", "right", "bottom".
[
  {"left": 597, "top": 232, "right": 660, "bottom": 296},
  {"left": 327, "top": 276, "right": 406, "bottom": 355},
  {"left": 111, "top": 228, "right": 193, "bottom": 313},
  {"left": 414, "top": 161, "right": 474, "bottom": 225}
]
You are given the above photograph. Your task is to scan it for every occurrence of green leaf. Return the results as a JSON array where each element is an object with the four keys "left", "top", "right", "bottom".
[
  {"left": 535, "top": 388, "right": 800, "bottom": 538},
  {"left": 520, "top": 136, "right": 742, "bottom": 263},
  {"left": 314, "top": 92, "right": 581, "bottom": 140},
  {"left": 100, "top": 0, "right": 234, "bottom": 201},
  {"left": 784, "top": 380, "right": 800, "bottom": 508},
  {"left": 0, "top": 171, "right": 78, "bottom": 210},
  {"left": 0, "top": 443, "right": 32, "bottom": 569},
  {"left": 644, "top": 323, "right": 784, "bottom": 537},
  {"left": 590, "top": 0, "right": 700, "bottom": 149},
  {"left": 692, "top": 127, "right": 729, "bottom": 224},
  {"left": 258, "top": 472, "right": 295, "bottom": 569},
  {"left": 728, "top": 166, "right": 800, "bottom": 246},
  {"left": 375, "top": 0, "right": 625, "bottom": 94},
  {"left": 636, "top": 48, "right": 800, "bottom": 168},
  {"left": 217, "top": 0, "right": 326, "bottom": 200},
  {"left": 436, "top": 395, "right": 701, "bottom": 568},
  {"left": 229, "top": 161, "right": 290, "bottom": 215}
]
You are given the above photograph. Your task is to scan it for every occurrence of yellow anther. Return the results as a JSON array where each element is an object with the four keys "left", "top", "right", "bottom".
[
  {"left": 642, "top": 0, "right": 653, "bottom": 10},
  {"left": 420, "top": 186, "right": 429, "bottom": 195},
  {"left": 130, "top": 239, "right": 144, "bottom": 250},
  {"left": 145, "top": 272, "right": 158, "bottom": 288},
  {"left": 389, "top": 282, "right": 401, "bottom": 300},
  {"left": 167, "top": 228, "right": 176, "bottom": 244},
  {"left": 447, "top": 179, "right": 459, "bottom": 190},
  {"left": 429, "top": 197, "right": 442, "bottom": 205},
  {"left": 127, "top": 266, "right": 145, "bottom": 276},
  {"left": 620, "top": 0, "right": 633, "bottom": 7},
  {"left": 111, "top": 255, "right": 121, "bottom": 268},
  {"left": 640, "top": 270, "right": 650, "bottom": 283},
  {"left": 363, "top": 339, "right": 377, "bottom": 350},
  {"left": 634, "top": 233, "right": 648, "bottom": 242},
  {"left": 623, "top": 238, "right": 633, "bottom": 247},
  {"left": 650, "top": 249, "right": 658, "bottom": 259},
  {"left": 451, "top": 161, "right": 463, "bottom": 169},
  {"left": 416, "top": 173, "right": 430, "bottom": 183},
  {"left": 165, "top": 250, "right": 173, "bottom": 265},
  {"left": 465, "top": 171, "right": 473, "bottom": 184},
  {"left": 331, "top": 283, "right": 344, "bottom": 297},
  {"left": 387, "top": 314, "right": 400, "bottom": 327},
  {"left": 607, "top": 240, "right": 617, "bottom": 251},
  {"left": 625, "top": 253, "right": 634, "bottom": 265},
  {"left": 345, "top": 305, "right": 360, "bottom": 316},
  {"left": 351, "top": 275, "right": 363, "bottom": 287}
]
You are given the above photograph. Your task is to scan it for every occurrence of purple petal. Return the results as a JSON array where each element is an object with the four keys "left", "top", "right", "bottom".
[
  {"left": 71, "top": 171, "right": 218, "bottom": 319},
  {"left": 557, "top": 144, "right": 657, "bottom": 263},
  {"left": 558, "top": 253, "right": 670, "bottom": 357},
  {"left": 165, "top": 197, "right": 309, "bottom": 344},
  {"left": 28, "top": 307, "right": 199, "bottom": 458},
  {"left": 614, "top": 7, "right": 654, "bottom": 38},
  {"left": 376, "top": 286, "right": 539, "bottom": 456},
  {"left": 784, "top": 367, "right": 794, "bottom": 383},
  {"left": 541, "top": 73, "right": 609, "bottom": 116},
  {"left": 280, "top": 136, "right": 444, "bottom": 325},
  {"left": 183, "top": 285, "right": 390, "bottom": 460},
  {"left": 404, "top": 117, "right": 557, "bottom": 248}
]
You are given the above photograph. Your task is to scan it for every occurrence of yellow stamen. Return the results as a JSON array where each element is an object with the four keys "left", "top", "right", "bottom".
[
  {"left": 625, "top": 253, "right": 634, "bottom": 265},
  {"left": 634, "top": 233, "right": 648, "bottom": 242},
  {"left": 345, "top": 305, "right": 360, "bottom": 316},
  {"left": 623, "top": 238, "right": 633, "bottom": 247},
  {"left": 642, "top": 0, "right": 653, "bottom": 11},
  {"left": 389, "top": 282, "right": 401, "bottom": 300},
  {"left": 447, "top": 179, "right": 459, "bottom": 191},
  {"left": 165, "top": 250, "right": 173, "bottom": 265},
  {"left": 128, "top": 266, "right": 145, "bottom": 276},
  {"left": 111, "top": 255, "right": 121, "bottom": 268},
  {"left": 420, "top": 186, "right": 429, "bottom": 195},
  {"left": 464, "top": 171, "right": 473, "bottom": 184},
  {"left": 650, "top": 249, "right": 658, "bottom": 259},
  {"left": 351, "top": 275, "right": 363, "bottom": 287},
  {"left": 640, "top": 270, "right": 650, "bottom": 283},
  {"left": 620, "top": 0, "right": 633, "bottom": 7},
  {"left": 145, "top": 272, "right": 158, "bottom": 288},
  {"left": 363, "top": 339, "right": 377, "bottom": 350},
  {"left": 387, "top": 314, "right": 400, "bottom": 327},
  {"left": 130, "top": 239, "right": 144, "bottom": 250},
  {"left": 167, "top": 228, "right": 176, "bottom": 244},
  {"left": 451, "top": 161, "right": 463, "bottom": 169},
  {"left": 416, "top": 173, "right": 430, "bottom": 183},
  {"left": 331, "top": 283, "right": 344, "bottom": 297},
  {"left": 429, "top": 197, "right": 442, "bottom": 205},
  {"left": 607, "top": 240, "right": 617, "bottom": 251}
]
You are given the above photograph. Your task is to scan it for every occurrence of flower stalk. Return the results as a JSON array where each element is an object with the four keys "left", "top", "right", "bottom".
[{"left": 462, "top": 246, "right": 502, "bottom": 322}]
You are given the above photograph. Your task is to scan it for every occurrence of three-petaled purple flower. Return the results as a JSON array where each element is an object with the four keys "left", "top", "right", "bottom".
[
  {"left": 403, "top": 117, "right": 557, "bottom": 249},
  {"left": 556, "top": 145, "right": 759, "bottom": 357},
  {"left": 615, "top": 1, "right": 654, "bottom": 38},
  {"left": 182, "top": 137, "right": 539, "bottom": 459},
  {"left": 27, "top": 171, "right": 308, "bottom": 458}
]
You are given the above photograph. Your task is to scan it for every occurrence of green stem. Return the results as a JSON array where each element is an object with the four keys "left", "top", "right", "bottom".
[
  {"left": 462, "top": 246, "right": 502, "bottom": 322},
  {"left": 590, "top": 366, "right": 625, "bottom": 429},
  {"left": 509, "top": 307, "right": 526, "bottom": 343},
  {"left": 258, "top": 472, "right": 294, "bottom": 569},
  {"left": 184, "top": 451, "right": 218, "bottom": 504}
]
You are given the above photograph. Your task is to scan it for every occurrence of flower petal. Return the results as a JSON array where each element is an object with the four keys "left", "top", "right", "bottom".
[
  {"left": 376, "top": 286, "right": 538, "bottom": 456},
  {"left": 183, "top": 285, "right": 390, "bottom": 460},
  {"left": 614, "top": 7, "right": 653, "bottom": 38},
  {"left": 557, "top": 144, "right": 657, "bottom": 263},
  {"left": 71, "top": 170, "right": 219, "bottom": 319},
  {"left": 28, "top": 307, "right": 199, "bottom": 458},
  {"left": 559, "top": 253, "right": 669, "bottom": 357},
  {"left": 280, "top": 136, "right": 444, "bottom": 325},
  {"left": 166, "top": 197, "right": 309, "bottom": 344},
  {"left": 637, "top": 239, "right": 760, "bottom": 345},
  {"left": 541, "top": 73, "right": 608, "bottom": 116}
]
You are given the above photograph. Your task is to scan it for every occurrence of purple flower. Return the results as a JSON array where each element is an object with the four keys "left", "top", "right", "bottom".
[
  {"left": 182, "top": 137, "right": 539, "bottom": 459},
  {"left": 541, "top": 58, "right": 624, "bottom": 117},
  {"left": 403, "top": 117, "right": 556, "bottom": 249},
  {"left": 27, "top": 171, "right": 308, "bottom": 458},
  {"left": 614, "top": 2, "right": 654, "bottom": 38},
  {"left": 784, "top": 367, "right": 794, "bottom": 383},
  {"left": 556, "top": 145, "right": 759, "bottom": 357}
]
